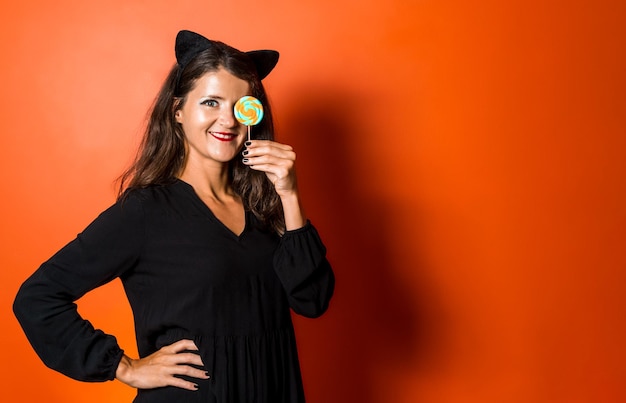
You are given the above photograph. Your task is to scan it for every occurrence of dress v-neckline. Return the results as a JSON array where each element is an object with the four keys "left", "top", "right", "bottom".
[{"left": 176, "top": 179, "right": 248, "bottom": 240}]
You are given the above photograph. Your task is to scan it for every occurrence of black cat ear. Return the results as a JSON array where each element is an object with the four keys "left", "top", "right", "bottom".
[
  {"left": 175, "top": 30, "right": 213, "bottom": 71},
  {"left": 175, "top": 30, "right": 279, "bottom": 80},
  {"left": 246, "top": 50, "right": 280, "bottom": 80}
]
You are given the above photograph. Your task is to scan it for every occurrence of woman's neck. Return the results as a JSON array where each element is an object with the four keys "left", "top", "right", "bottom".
[{"left": 178, "top": 161, "right": 233, "bottom": 201}]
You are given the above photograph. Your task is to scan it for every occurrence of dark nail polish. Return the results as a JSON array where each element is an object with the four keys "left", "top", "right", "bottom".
[
  {"left": 242, "top": 150, "right": 249, "bottom": 156},
  {"left": 242, "top": 158, "right": 249, "bottom": 163},
  {"left": 193, "top": 384, "right": 199, "bottom": 389},
  {"left": 205, "top": 372, "right": 211, "bottom": 378},
  {"left": 244, "top": 141, "right": 252, "bottom": 146}
]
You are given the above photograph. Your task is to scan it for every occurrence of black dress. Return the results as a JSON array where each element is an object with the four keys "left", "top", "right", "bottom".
[{"left": 13, "top": 179, "right": 335, "bottom": 403}]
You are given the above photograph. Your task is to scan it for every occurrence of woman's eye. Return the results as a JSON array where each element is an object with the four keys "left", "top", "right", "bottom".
[{"left": 201, "top": 99, "right": 219, "bottom": 107}]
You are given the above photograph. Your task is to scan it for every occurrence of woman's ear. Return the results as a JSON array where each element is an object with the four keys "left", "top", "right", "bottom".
[{"left": 173, "top": 98, "right": 183, "bottom": 123}]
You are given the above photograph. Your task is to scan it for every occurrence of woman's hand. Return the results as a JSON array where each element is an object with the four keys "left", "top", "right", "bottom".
[
  {"left": 242, "top": 140, "right": 298, "bottom": 198},
  {"left": 115, "top": 339, "right": 209, "bottom": 391},
  {"left": 242, "top": 140, "right": 306, "bottom": 230}
]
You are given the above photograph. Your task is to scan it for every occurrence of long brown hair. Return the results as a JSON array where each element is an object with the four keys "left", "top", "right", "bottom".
[{"left": 117, "top": 41, "right": 284, "bottom": 233}]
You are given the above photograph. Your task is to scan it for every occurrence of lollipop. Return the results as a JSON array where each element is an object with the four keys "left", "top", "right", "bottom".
[{"left": 234, "top": 96, "right": 264, "bottom": 141}]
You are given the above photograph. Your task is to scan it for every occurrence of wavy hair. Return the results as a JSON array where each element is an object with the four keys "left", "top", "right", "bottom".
[{"left": 117, "top": 41, "right": 284, "bottom": 233}]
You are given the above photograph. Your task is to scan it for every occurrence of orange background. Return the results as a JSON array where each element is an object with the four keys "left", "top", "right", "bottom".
[{"left": 1, "top": 1, "right": 625, "bottom": 402}]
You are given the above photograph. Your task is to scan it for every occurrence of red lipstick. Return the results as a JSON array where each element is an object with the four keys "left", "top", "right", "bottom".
[{"left": 209, "top": 132, "right": 237, "bottom": 142}]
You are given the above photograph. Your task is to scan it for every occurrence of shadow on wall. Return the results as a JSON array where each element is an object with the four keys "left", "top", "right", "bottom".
[{"left": 281, "top": 85, "right": 446, "bottom": 402}]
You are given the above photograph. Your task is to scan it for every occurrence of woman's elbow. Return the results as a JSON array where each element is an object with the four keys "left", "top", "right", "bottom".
[{"left": 290, "top": 277, "right": 335, "bottom": 318}]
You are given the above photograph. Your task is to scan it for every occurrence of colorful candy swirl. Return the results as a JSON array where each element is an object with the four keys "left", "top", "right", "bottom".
[{"left": 234, "top": 96, "right": 264, "bottom": 126}]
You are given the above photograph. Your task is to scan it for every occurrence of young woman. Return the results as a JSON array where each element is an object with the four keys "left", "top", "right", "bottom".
[{"left": 14, "top": 30, "right": 334, "bottom": 403}]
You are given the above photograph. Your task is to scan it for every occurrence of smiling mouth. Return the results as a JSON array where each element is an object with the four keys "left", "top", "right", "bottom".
[{"left": 209, "top": 131, "right": 238, "bottom": 142}]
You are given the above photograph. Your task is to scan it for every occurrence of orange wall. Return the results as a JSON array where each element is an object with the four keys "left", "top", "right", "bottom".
[{"left": 2, "top": 1, "right": 625, "bottom": 402}]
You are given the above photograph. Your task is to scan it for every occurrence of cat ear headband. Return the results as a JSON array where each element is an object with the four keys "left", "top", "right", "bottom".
[{"left": 175, "top": 30, "right": 279, "bottom": 83}]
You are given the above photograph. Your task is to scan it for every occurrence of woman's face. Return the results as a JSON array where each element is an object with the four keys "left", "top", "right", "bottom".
[{"left": 175, "top": 68, "right": 250, "bottom": 167}]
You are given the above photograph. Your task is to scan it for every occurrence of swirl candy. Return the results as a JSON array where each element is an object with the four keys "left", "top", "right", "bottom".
[
  {"left": 234, "top": 96, "right": 264, "bottom": 141},
  {"left": 234, "top": 96, "right": 264, "bottom": 127}
]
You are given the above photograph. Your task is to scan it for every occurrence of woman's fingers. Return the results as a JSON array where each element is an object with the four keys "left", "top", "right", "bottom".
[
  {"left": 116, "top": 339, "right": 209, "bottom": 391},
  {"left": 242, "top": 140, "right": 298, "bottom": 195},
  {"left": 245, "top": 140, "right": 293, "bottom": 152},
  {"left": 241, "top": 140, "right": 307, "bottom": 229},
  {"left": 243, "top": 142, "right": 295, "bottom": 162},
  {"left": 163, "top": 338, "right": 199, "bottom": 353},
  {"left": 167, "top": 376, "right": 200, "bottom": 391},
  {"left": 243, "top": 156, "right": 294, "bottom": 175}
]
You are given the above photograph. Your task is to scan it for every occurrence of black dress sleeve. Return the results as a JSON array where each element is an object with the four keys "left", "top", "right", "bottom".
[
  {"left": 13, "top": 194, "right": 145, "bottom": 382},
  {"left": 273, "top": 221, "right": 335, "bottom": 318}
]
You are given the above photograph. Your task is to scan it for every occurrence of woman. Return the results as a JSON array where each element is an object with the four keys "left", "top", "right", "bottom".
[{"left": 13, "top": 30, "right": 334, "bottom": 403}]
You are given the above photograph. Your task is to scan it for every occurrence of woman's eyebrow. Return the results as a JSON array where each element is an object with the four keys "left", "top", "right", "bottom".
[{"left": 201, "top": 94, "right": 225, "bottom": 99}]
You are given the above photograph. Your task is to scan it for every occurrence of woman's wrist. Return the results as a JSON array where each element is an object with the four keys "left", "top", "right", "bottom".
[
  {"left": 115, "top": 354, "right": 135, "bottom": 385},
  {"left": 280, "top": 192, "right": 306, "bottom": 231}
]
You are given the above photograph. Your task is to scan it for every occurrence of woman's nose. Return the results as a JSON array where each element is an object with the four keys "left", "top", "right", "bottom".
[{"left": 219, "top": 107, "right": 237, "bottom": 128}]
